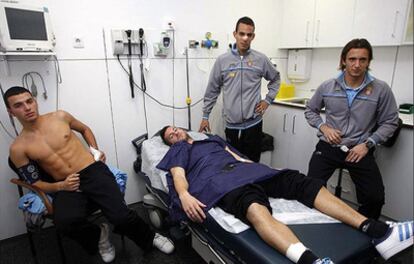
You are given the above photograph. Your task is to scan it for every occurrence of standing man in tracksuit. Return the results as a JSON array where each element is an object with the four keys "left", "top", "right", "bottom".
[
  {"left": 199, "top": 16, "right": 280, "bottom": 162},
  {"left": 305, "top": 38, "right": 399, "bottom": 219}
]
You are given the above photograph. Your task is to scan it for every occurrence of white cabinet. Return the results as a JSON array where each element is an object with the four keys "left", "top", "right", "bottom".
[
  {"left": 279, "top": 0, "right": 316, "bottom": 48},
  {"left": 402, "top": 0, "right": 413, "bottom": 44},
  {"left": 375, "top": 128, "right": 413, "bottom": 220},
  {"left": 312, "top": 0, "right": 355, "bottom": 48},
  {"left": 263, "top": 105, "right": 318, "bottom": 174},
  {"left": 353, "top": 0, "right": 409, "bottom": 46},
  {"left": 279, "top": 0, "right": 410, "bottom": 48},
  {"left": 279, "top": 0, "right": 355, "bottom": 48}
]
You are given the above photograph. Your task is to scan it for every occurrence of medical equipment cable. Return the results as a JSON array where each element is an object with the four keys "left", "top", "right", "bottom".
[
  {"left": 138, "top": 28, "right": 148, "bottom": 134},
  {"left": 0, "top": 82, "right": 19, "bottom": 139},
  {"left": 184, "top": 47, "right": 192, "bottom": 130},
  {"left": 22, "top": 72, "right": 48, "bottom": 99},
  {"left": 51, "top": 55, "right": 62, "bottom": 110},
  {"left": 102, "top": 28, "right": 120, "bottom": 167},
  {"left": 125, "top": 30, "right": 135, "bottom": 98},
  {"left": 116, "top": 56, "right": 203, "bottom": 109},
  {"left": 22, "top": 73, "right": 36, "bottom": 96}
]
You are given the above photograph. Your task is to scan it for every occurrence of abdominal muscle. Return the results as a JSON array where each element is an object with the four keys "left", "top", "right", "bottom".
[{"left": 36, "top": 133, "right": 95, "bottom": 181}]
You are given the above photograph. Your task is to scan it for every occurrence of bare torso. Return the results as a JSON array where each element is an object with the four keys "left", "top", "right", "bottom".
[{"left": 13, "top": 112, "right": 95, "bottom": 181}]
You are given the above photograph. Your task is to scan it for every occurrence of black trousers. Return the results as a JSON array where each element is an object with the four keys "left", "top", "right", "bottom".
[
  {"left": 307, "top": 140, "right": 385, "bottom": 219},
  {"left": 53, "top": 162, "right": 154, "bottom": 254},
  {"left": 225, "top": 121, "right": 262, "bottom": 162}
]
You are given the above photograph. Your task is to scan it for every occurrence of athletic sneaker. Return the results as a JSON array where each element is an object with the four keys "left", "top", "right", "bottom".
[
  {"left": 313, "top": 257, "right": 334, "bottom": 264},
  {"left": 153, "top": 232, "right": 175, "bottom": 254},
  {"left": 374, "top": 221, "right": 413, "bottom": 260},
  {"left": 98, "top": 223, "right": 116, "bottom": 263}
]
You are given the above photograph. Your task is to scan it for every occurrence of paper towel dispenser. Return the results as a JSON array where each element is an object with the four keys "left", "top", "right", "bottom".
[{"left": 287, "top": 49, "right": 312, "bottom": 82}]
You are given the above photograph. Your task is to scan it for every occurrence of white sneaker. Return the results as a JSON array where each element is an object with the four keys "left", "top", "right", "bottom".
[
  {"left": 98, "top": 223, "right": 116, "bottom": 263},
  {"left": 313, "top": 257, "right": 335, "bottom": 264},
  {"left": 153, "top": 233, "right": 174, "bottom": 254},
  {"left": 374, "top": 221, "right": 413, "bottom": 260}
]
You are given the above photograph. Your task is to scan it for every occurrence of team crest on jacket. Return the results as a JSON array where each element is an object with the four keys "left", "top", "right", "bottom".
[
  {"left": 228, "top": 72, "right": 236, "bottom": 78},
  {"left": 365, "top": 85, "right": 373, "bottom": 95}
]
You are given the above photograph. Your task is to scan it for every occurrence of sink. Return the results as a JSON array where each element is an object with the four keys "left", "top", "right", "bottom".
[{"left": 279, "top": 97, "right": 310, "bottom": 105}]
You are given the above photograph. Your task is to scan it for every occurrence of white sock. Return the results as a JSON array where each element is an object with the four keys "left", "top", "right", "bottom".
[{"left": 286, "top": 242, "right": 307, "bottom": 263}]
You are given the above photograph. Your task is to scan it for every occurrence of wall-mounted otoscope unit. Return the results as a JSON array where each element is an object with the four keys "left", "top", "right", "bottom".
[{"left": 111, "top": 29, "right": 146, "bottom": 56}]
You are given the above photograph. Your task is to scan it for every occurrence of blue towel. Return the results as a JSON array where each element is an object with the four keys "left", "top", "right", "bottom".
[
  {"left": 108, "top": 165, "right": 128, "bottom": 194},
  {"left": 18, "top": 192, "right": 52, "bottom": 214}
]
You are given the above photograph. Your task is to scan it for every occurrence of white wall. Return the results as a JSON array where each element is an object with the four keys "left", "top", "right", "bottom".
[{"left": 0, "top": 0, "right": 282, "bottom": 240}]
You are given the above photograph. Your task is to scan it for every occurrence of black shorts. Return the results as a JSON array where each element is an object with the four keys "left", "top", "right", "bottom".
[{"left": 217, "top": 169, "right": 324, "bottom": 224}]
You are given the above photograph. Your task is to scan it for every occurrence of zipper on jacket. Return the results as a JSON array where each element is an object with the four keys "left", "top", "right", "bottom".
[
  {"left": 343, "top": 82, "right": 370, "bottom": 141},
  {"left": 240, "top": 57, "right": 244, "bottom": 122}
]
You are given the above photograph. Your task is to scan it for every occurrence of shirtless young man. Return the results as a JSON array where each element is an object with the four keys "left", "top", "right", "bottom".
[{"left": 4, "top": 86, "right": 174, "bottom": 263}]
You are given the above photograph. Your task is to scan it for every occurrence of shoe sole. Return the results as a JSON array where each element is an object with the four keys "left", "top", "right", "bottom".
[{"left": 379, "top": 236, "right": 413, "bottom": 260}]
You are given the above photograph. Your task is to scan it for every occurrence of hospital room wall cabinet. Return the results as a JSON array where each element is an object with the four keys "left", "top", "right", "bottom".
[
  {"left": 279, "top": 0, "right": 410, "bottom": 48},
  {"left": 263, "top": 104, "right": 318, "bottom": 174}
]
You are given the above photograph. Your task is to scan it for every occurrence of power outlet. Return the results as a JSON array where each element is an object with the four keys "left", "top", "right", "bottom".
[
  {"left": 164, "top": 18, "right": 174, "bottom": 30},
  {"left": 73, "top": 37, "right": 84, "bottom": 48}
]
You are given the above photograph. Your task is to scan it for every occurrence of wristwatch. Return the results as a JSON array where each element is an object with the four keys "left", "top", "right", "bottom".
[{"left": 365, "top": 140, "right": 375, "bottom": 149}]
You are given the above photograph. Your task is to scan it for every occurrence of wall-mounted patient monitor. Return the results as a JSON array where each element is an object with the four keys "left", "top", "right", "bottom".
[{"left": 0, "top": 3, "right": 56, "bottom": 52}]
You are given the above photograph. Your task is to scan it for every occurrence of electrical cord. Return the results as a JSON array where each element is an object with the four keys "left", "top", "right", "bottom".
[
  {"left": 22, "top": 72, "right": 48, "bottom": 99},
  {"left": 52, "top": 55, "right": 62, "bottom": 110},
  {"left": 116, "top": 56, "right": 203, "bottom": 109}
]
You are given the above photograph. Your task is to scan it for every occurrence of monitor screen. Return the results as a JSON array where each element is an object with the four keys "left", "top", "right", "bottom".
[{"left": 5, "top": 7, "right": 47, "bottom": 41}]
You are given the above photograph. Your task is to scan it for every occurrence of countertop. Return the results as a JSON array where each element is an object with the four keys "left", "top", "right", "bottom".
[{"left": 272, "top": 99, "right": 413, "bottom": 128}]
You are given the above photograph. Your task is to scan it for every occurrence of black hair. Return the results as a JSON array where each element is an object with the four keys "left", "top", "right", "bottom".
[
  {"left": 235, "top": 16, "right": 255, "bottom": 32},
  {"left": 339, "top": 38, "right": 373, "bottom": 71},
  {"left": 159, "top": 125, "right": 172, "bottom": 146},
  {"left": 3, "top": 86, "right": 32, "bottom": 108}
]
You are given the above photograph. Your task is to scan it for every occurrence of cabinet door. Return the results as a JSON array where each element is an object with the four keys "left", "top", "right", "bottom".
[
  {"left": 402, "top": 0, "right": 413, "bottom": 44},
  {"left": 279, "top": 0, "right": 316, "bottom": 48},
  {"left": 264, "top": 106, "right": 291, "bottom": 169},
  {"left": 375, "top": 128, "right": 413, "bottom": 220},
  {"left": 353, "top": 0, "right": 409, "bottom": 46},
  {"left": 287, "top": 109, "right": 319, "bottom": 174},
  {"left": 313, "top": 0, "right": 356, "bottom": 48}
]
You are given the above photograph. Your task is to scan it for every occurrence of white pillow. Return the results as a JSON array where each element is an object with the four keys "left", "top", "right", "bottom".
[{"left": 141, "top": 131, "right": 208, "bottom": 193}]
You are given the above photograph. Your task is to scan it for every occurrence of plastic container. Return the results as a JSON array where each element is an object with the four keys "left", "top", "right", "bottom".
[
  {"left": 276, "top": 83, "right": 295, "bottom": 99},
  {"left": 399, "top": 104, "right": 414, "bottom": 114}
]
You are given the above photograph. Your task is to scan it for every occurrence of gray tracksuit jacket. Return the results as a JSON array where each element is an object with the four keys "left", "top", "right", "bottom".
[
  {"left": 305, "top": 73, "right": 399, "bottom": 147},
  {"left": 202, "top": 47, "right": 280, "bottom": 129}
]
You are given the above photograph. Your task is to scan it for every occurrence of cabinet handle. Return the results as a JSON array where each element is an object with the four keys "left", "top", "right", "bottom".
[
  {"left": 305, "top": 21, "right": 310, "bottom": 43},
  {"left": 283, "top": 114, "right": 287, "bottom": 132},
  {"left": 392, "top": 11, "right": 400, "bottom": 38},
  {"left": 292, "top": 115, "right": 296, "bottom": 134},
  {"left": 315, "top": 20, "right": 320, "bottom": 42}
]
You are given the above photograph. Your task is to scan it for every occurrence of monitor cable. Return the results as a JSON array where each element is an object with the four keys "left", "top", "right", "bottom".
[{"left": 125, "top": 30, "right": 135, "bottom": 98}]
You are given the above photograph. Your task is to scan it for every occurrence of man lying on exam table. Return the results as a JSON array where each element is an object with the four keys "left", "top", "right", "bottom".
[{"left": 157, "top": 125, "right": 413, "bottom": 264}]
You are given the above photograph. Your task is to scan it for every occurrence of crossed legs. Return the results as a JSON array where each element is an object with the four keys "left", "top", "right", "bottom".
[{"left": 246, "top": 187, "right": 367, "bottom": 255}]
